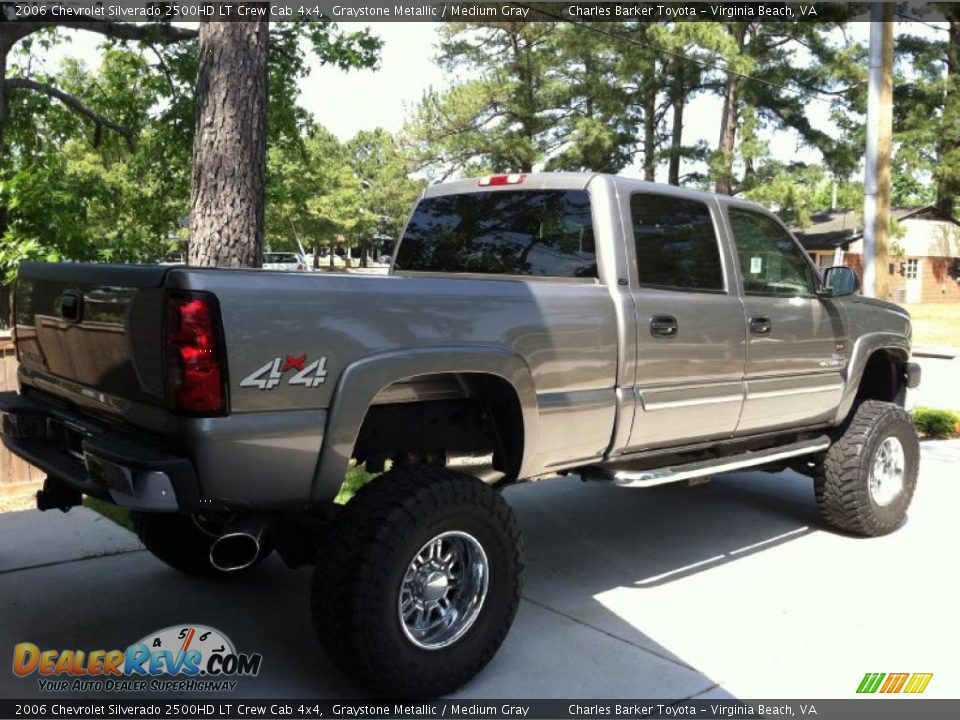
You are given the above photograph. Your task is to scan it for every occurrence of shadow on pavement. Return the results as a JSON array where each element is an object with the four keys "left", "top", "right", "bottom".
[{"left": 0, "top": 468, "right": 825, "bottom": 700}]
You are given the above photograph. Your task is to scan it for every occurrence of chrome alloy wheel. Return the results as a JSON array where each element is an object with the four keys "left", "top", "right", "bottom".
[
  {"left": 398, "top": 530, "right": 489, "bottom": 650},
  {"left": 869, "top": 436, "right": 906, "bottom": 507}
]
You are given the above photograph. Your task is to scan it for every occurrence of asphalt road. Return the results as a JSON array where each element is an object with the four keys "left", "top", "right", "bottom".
[{"left": 2, "top": 440, "right": 957, "bottom": 700}]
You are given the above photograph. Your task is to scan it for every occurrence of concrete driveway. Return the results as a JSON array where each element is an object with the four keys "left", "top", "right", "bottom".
[
  {"left": 913, "top": 354, "right": 960, "bottom": 411},
  {"left": 2, "top": 441, "right": 957, "bottom": 700}
]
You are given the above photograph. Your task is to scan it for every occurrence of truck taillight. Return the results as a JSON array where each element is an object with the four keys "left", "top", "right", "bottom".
[
  {"left": 165, "top": 293, "right": 226, "bottom": 414},
  {"left": 478, "top": 174, "right": 525, "bottom": 186}
]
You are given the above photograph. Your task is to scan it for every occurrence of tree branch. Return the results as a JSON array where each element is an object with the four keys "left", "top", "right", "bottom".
[
  {"left": 5, "top": 77, "right": 135, "bottom": 147},
  {"left": 6, "top": 18, "right": 198, "bottom": 43}
]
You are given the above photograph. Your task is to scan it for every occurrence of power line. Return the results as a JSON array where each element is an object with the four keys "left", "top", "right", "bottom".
[
  {"left": 895, "top": 13, "right": 951, "bottom": 33},
  {"left": 509, "top": 2, "right": 844, "bottom": 104}
]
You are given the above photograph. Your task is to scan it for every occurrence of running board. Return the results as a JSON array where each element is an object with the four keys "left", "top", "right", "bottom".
[{"left": 586, "top": 436, "right": 831, "bottom": 488}]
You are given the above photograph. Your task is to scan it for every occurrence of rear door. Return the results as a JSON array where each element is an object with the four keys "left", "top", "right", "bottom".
[
  {"left": 724, "top": 206, "right": 847, "bottom": 433},
  {"left": 624, "top": 191, "right": 747, "bottom": 451}
]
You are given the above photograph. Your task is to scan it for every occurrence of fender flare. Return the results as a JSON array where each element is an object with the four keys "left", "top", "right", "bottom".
[
  {"left": 310, "top": 346, "right": 539, "bottom": 502},
  {"left": 835, "top": 332, "right": 910, "bottom": 424}
]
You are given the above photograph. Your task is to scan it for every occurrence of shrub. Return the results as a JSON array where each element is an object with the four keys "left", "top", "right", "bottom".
[{"left": 912, "top": 407, "right": 960, "bottom": 438}]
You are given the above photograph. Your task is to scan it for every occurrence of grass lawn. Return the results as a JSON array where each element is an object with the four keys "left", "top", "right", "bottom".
[
  {"left": 83, "top": 496, "right": 134, "bottom": 531},
  {"left": 901, "top": 303, "right": 960, "bottom": 347}
]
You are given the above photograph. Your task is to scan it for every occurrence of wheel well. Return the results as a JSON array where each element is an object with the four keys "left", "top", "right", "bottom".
[
  {"left": 351, "top": 373, "right": 525, "bottom": 482},
  {"left": 856, "top": 349, "right": 906, "bottom": 405}
]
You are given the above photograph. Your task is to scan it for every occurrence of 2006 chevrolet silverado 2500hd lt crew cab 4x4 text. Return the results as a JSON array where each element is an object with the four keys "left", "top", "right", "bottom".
[{"left": 0, "top": 173, "right": 922, "bottom": 696}]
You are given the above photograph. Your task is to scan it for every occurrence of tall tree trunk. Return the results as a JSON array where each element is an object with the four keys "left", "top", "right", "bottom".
[
  {"left": 188, "top": 21, "right": 269, "bottom": 268},
  {"left": 936, "top": 10, "right": 960, "bottom": 216},
  {"left": 0, "top": 38, "right": 9, "bottom": 131},
  {"left": 642, "top": 85, "right": 656, "bottom": 182},
  {"left": 668, "top": 57, "right": 685, "bottom": 186},
  {"left": 0, "top": 39, "right": 10, "bottom": 328},
  {"left": 715, "top": 72, "right": 739, "bottom": 195}
]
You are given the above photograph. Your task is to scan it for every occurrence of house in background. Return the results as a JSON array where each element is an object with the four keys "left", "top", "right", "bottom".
[{"left": 795, "top": 206, "right": 960, "bottom": 304}]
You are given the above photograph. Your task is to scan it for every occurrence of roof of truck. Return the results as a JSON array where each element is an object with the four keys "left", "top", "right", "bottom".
[{"left": 423, "top": 172, "right": 749, "bottom": 207}]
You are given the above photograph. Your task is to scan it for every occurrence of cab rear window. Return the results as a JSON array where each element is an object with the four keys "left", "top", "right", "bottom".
[{"left": 394, "top": 190, "right": 597, "bottom": 278}]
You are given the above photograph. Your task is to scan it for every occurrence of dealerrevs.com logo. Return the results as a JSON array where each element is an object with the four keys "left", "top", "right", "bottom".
[{"left": 13, "top": 625, "right": 262, "bottom": 693}]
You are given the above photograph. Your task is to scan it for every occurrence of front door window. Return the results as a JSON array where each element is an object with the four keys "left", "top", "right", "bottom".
[{"left": 729, "top": 209, "right": 817, "bottom": 296}]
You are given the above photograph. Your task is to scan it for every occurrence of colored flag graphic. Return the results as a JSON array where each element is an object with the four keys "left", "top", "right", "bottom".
[{"left": 857, "top": 672, "right": 933, "bottom": 694}]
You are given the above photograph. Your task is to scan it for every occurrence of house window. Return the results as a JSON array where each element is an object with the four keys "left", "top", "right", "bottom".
[{"left": 905, "top": 258, "right": 919, "bottom": 280}]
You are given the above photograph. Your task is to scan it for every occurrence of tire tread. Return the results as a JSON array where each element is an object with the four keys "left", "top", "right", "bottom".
[
  {"left": 814, "top": 400, "right": 918, "bottom": 536},
  {"left": 311, "top": 465, "right": 523, "bottom": 697}
]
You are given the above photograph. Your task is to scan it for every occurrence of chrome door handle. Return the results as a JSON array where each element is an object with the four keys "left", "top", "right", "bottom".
[
  {"left": 650, "top": 315, "right": 678, "bottom": 338},
  {"left": 749, "top": 316, "right": 772, "bottom": 335}
]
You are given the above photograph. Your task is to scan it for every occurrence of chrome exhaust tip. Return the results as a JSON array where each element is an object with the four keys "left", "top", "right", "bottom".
[{"left": 209, "top": 518, "right": 265, "bottom": 572}]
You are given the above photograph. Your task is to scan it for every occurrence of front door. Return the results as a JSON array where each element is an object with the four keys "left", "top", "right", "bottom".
[
  {"left": 905, "top": 258, "right": 922, "bottom": 303},
  {"left": 726, "top": 206, "right": 847, "bottom": 434},
  {"left": 624, "top": 191, "right": 746, "bottom": 451}
]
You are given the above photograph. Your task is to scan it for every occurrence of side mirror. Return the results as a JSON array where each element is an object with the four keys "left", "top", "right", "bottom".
[{"left": 822, "top": 266, "right": 859, "bottom": 297}]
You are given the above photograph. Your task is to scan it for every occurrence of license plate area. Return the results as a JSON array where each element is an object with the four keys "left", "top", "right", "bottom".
[
  {"left": 63, "top": 422, "right": 87, "bottom": 460},
  {"left": 39, "top": 418, "right": 90, "bottom": 460}
]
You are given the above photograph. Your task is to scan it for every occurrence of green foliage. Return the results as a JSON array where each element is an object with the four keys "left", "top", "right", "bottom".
[
  {"left": 912, "top": 407, "right": 960, "bottom": 438},
  {"left": 266, "top": 126, "right": 421, "bottom": 264},
  {"left": 1, "top": 48, "right": 183, "bottom": 281},
  {"left": 407, "top": 22, "right": 575, "bottom": 177},
  {"left": 1, "top": 20, "right": 383, "bottom": 283},
  {"left": 265, "top": 125, "right": 358, "bottom": 254},
  {"left": 545, "top": 22, "right": 639, "bottom": 173},
  {"left": 745, "top": 162, "right": 826, "bottom": 227},
  {"left": 334, "top": 464, "right": 379, "bottom": 505},
  {"left": 347, "top": 128, "right": 425, "bottom": 241}
]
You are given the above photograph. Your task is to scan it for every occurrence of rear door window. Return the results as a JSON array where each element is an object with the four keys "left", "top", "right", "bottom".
[
  {"left": 631, "top": 193, "right": 725, "bottom": 292},
  {"left": 394, "top": 190, "right": 597, "bottom": 278}
]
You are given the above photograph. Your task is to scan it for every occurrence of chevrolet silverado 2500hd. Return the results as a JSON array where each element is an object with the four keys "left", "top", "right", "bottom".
[{"left": 0, "top": 173, "right": 921, "bottom": 696}]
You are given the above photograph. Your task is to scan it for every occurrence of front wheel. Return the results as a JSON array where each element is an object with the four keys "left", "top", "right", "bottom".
[
  {"left": 311, "top": 465, "right": 523, "bottom": 697},
  {"left": 815, "top": 400, "right": 919, "bottom": 536}
]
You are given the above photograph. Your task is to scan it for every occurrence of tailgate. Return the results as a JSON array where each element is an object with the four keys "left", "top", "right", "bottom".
[{"left": 14, "top": 262, "right": 170, "bottom": 415}]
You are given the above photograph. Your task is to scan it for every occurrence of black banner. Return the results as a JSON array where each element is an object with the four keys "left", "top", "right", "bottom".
[
  {"left": 3, "top": 699, "right": 960, "bottom": 720},
  {"left": 0, "top": 1, "right": 956, "bottom": 24}
]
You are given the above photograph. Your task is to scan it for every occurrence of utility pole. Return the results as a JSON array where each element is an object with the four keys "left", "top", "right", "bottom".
[{"left": 862, "top": 2, "right": 895, "bottom": 299}]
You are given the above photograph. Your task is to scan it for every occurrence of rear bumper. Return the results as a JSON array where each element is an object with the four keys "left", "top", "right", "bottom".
[{"left": 0, "top": 390, "right": 198, "bottom": 512}]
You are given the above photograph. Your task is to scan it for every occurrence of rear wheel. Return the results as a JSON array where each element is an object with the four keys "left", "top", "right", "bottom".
[
  {"left": 815, "top": 400, "right": 919, "bottom": 536},
  {"left": 311, "top": 465, "right": 523, "bottom": 697},
  {"left": 132, "top": 512, "right": 271, "bottom": 576}
]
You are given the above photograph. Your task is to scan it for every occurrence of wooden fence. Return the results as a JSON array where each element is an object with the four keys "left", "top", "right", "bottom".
[{"left": 0, "top": 333, "right": 44, "bottom": 495}]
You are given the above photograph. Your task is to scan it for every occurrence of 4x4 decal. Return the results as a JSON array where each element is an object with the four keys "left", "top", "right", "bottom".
[{"left": 240, "top": 354, "right": 328, "bottom": 390}]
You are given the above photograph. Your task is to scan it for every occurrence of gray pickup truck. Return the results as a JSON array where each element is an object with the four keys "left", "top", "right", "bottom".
[{"left": 1, "top": 173, "right": 921, "bottom": 696}]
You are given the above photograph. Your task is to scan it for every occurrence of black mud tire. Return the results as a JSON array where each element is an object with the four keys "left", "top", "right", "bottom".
[
  {"left": 311, "top": 465, "right": 524, "bottom": 698},
  {"left": 815, "top": 400, "right": 919, "bottom": 537},
  {"left": 132, "top": 512, "right": 271, "bottom": 576}
]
